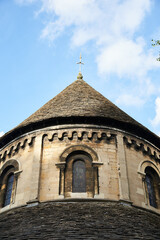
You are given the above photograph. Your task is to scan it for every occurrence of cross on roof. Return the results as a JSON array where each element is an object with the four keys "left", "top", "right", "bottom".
[{"left": 77, "top": 53, "right": 84, "bottom": 73}]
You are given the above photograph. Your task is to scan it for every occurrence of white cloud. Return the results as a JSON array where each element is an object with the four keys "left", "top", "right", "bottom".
[
  {"left": 38, "top": 0, "right": 152, "bottom": 48},
  {"left": 0, "top": 131, "right": 4, "bottom": 137},
  {"left": 36, "top": 1, "right": 160, "bottom": 82},
  {"left": 96, "top": 38, "right": 159, "bottom": 78},
  {"left": 15, "top": 0, "right": 160, "bottom": 107},
  {"left": 40, "top": 0, "right": 102, "bottom": 42},
  {"left": 115, "top": 77, "right": 157, "bottom": 107},
  {"left": 116, "top": 94, "right": 145, "bottom": 107},
  {"left": 151, "top": 97, "right": 160, "bottom": 127}
]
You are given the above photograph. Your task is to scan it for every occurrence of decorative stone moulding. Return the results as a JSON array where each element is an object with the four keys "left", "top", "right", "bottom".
[
  {"left": 124, "top": 136, "right": 160, "bottom": 161},
  {"left": 0, "top": 136, "right": 36, "bottom": 162},
  {"left": 138, "top": 160, "right": 160, "bottom": 176},
  {"left": 0, "top": 159, "right": 22, "bottom": 176},
  {"left": 59, "top": 144, "right": 102, "bottom": 163},
  {"left": 44, "top": 130, "right": 115, "bottom": 142}
]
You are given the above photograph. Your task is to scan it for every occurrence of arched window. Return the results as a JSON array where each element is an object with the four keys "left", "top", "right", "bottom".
[
  {"left": 3, "top": 173, "right": 14, "bottom": 207},
  {"left": 145, "top": 167, "right": 160, "bottom": 208},
  {"left": 145, "top": 173, "right": 156, "bottom": 208},
  {"left": 59, "top": 146, "right": 101, "bottom": 198},
  {"left": 63, "top": 152, "right": 95, "bottom": 197},
  {"left": 0, "top": 160, "right": 21, "bottom": 209},
  {"left": 72, "top": 160, "right": 86, "bottom": 192}
]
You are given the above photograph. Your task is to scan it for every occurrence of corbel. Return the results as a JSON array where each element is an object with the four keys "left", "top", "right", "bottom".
[{"left": 55, "top": 162, "right": 66, "bottom": 169}]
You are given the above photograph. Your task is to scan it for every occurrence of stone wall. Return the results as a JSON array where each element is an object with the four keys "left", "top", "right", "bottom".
[
  {"left": 0, "top": 125, "right": 160, "bottom": 215},
  {"left": 39, "top": 127, "right": 119, "bottom": 201},
  {"left": 0, "top": 134, "right": 38, "bottom": 212},
  {"left": 124, "top": 134, "right": 160, "bottom": 213},
  {"left": 0, "top": 201, "right": 160, "bottom": 239}
]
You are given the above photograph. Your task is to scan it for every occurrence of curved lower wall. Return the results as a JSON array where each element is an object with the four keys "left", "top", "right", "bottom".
[{"left": 0, "top": 201, "right": 160, "bottom": 239}]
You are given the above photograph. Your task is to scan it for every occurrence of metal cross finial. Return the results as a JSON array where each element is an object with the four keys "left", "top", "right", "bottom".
[{"left": 77, "top": 53, "right": 84, "bottom": 73}]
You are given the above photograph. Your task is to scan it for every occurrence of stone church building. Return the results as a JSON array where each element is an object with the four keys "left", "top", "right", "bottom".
[{"left": 0, "top": 72, "right": 160, "bottom": 239}]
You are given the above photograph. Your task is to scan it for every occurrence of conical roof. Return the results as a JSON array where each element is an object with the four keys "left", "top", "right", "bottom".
[
  {"left": 0, "top": 74, "right": 159, "bottom": 148},
  {"left": 18, "top": 76, "right": 141, "bottom": 128}
]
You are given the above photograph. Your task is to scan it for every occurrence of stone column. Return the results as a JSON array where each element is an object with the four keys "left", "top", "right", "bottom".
[
  {"left": 94, "top": 167, "right": 99, "bottom": 195},
  {"left": 56, "top": 163, "right": 66, "bottom": 197},
  {"left": 138, "top": 172, "right": 147, "bottom": 205},
  {"left": 13, "top": 170, "right": 22, "bottom": 204},
  {"left": 92, "top": 162, "right": 103, "bottom": 197},
  {"left": 117, "top": 134, "right": 130, "bottom": 201},
  {"left": 28, "top": 135, "right": 42, "bottom": 203},
  {"left": 60, "top": 167, "right": 65, "bottom": 195}
]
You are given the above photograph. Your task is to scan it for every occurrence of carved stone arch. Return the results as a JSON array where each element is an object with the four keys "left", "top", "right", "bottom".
[
  {"left": 138, "top": 160, "right": 160, "bottom": 209},
  {"left": 60, "top": 145, "right": 99, "bottom": 163},
  {"left": 0, "top": 159, "right": 21, "bottom": 176},
  {"left": 138, "top": 160, "right": 160, "bottom": 177},
  {"left": 0, "top": 159, "right": 22, "bottom": 208}
]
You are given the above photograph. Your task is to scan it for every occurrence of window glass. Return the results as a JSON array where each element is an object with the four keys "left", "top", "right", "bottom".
[
  {"left": 4, "top": 174, "right": 14, "bottom": 207},
  {"left": 145, "top": 173, "right": 157, "bottom": 208},
  {"left": 72, "top": 160, "right": 86, "bottom": 192}
]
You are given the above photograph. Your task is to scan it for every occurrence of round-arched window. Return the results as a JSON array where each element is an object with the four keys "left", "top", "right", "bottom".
[
  {"left": 72, "top": 160, "right": 86, "bottom": 193},
  {"left": 145, "top": 173, "right": 157, "bottom": 208},
  {"left": 145, "top": 167, "right": 160, "bottom": 208},
  {"left": 3, "top": 173, "right": 14, "bottom": 207}
]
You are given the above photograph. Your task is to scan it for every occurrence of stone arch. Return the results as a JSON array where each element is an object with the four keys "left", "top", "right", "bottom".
[
  {"left": 0, "top": 159, "right": 21, "bottom": 208},
  {"left": 138, "top": 160, "right": 160, "bottom": 177},
  {"left": 138, "top": 160, "right": 160, "bottom": 209},
  {"left": 60, "top": 145, "right": 98, "bottom": 163},
  {"left": 0, "top": 159, "right": 20, "bottom": 176}
]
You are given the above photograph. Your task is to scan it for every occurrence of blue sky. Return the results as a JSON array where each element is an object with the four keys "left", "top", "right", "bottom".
[{"left": 0, "top": 0, "right": 160, "bottom": 137}]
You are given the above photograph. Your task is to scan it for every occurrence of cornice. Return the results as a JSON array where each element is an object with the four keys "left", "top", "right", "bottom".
[
  {"left": 124, "top": 136, "right": 160, "bottom": 162},
  {"left": 44, "top": 129, "right": 115, "bottom": 142},
  {"left": 0, "top": 136, "right": 35, "bottom": 162}
]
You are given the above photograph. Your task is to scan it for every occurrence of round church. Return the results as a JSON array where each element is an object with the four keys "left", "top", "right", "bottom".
[{"left": 0, "top": 72, "right": 160, "bottom": 239}]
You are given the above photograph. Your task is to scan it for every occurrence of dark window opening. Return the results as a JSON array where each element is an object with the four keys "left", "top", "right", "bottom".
[
  {"left": 145, "top": 173, "right": 157, "bottom": 208},
  {"left": 72, "top": 160, "right": 86, "bottom": 192},
  {"left": 3, "top": 174, "right": 14, "bottom": 207},
  {"left": 145, "top": 167, "right": 160, "bottom": 209}
]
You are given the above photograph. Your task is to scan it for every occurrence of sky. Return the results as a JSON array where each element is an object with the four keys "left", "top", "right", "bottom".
[{"left": 0, "top": 0, "right": 160, "bottom": 138}]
